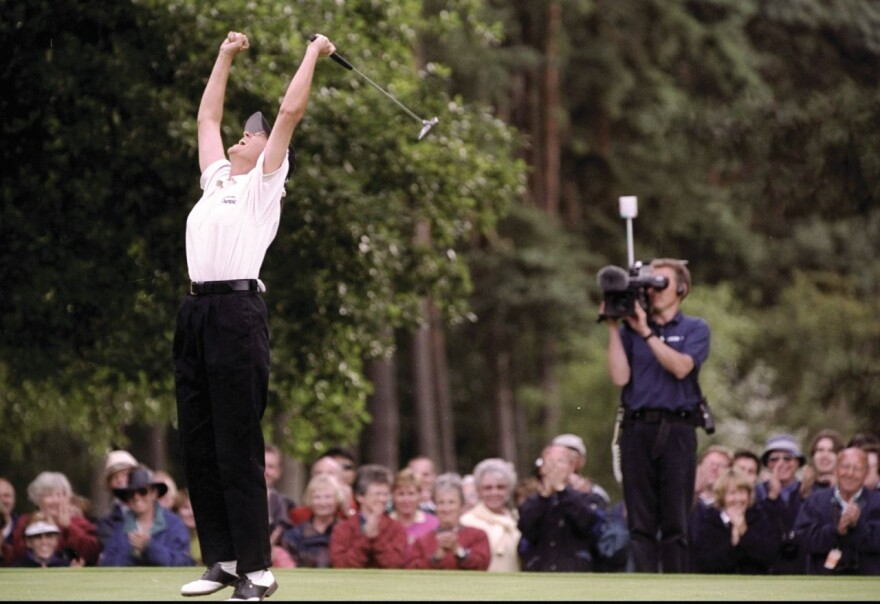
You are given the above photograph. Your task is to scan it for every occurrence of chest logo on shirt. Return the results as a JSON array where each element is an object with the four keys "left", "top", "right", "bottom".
[{"left": 221, "top": 196, "right": 237, "bottom": 205}]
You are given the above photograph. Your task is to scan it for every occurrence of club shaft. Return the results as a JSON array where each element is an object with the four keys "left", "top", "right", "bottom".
[{"left": 350, "top": 66, "right": 424, "bottom": 123}]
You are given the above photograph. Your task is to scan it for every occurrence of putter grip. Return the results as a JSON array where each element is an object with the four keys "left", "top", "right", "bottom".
[{"left": 308, "top": 33, "right": 353, "bottom": 70}]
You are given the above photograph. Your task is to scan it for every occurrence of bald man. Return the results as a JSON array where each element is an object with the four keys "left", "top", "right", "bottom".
[{"left": 795, "top": 447, "right": 880, "bottom": 575}]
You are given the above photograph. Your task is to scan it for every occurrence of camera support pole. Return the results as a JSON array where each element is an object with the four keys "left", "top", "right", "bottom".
[
  {"left": 619, "top": 196, "right": 638, "bottom": 268},
  {"left": 611, "top": 196, "right": 640, "bottom": 484}
]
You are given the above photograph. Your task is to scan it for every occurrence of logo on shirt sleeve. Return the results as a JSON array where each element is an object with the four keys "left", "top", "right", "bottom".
[{"left": 222, "top": 196, "right": 237, "bottom": 205}]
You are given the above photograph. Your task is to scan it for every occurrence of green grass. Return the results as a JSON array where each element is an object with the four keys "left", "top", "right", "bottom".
[{"left": 0, "top": 568, "right": 877, "bottom": 601}]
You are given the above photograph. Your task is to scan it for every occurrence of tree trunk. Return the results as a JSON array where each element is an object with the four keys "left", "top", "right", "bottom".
[
  {"left": 493, "top": 340, "right": 518, "bottom": 465},
  {"left": 430, "top": 303, "right": 456, "bottom": 473},
  {"left": 411, "top": 220, "right": 441, "bottom": 463},
  {"left": 270, "top": 416, "right": 305, "bottom": 504},
  {"left": 412, "top": 298, "right": 440, "bottom": 462},
  {"left": 365, "top": 335, "right": 401, "bottom": 470},
  {"left": 543, "top": 0, "right": 562, "bottom": 216},
  {"left": 147, "top": 423, "right": 169, "bottom": 472},
  {"left": 541, "top": 336, "right": 561, "bottom": 441}
]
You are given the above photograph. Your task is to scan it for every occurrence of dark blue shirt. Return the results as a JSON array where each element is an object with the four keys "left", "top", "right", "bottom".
[{"left": 619, "top": 310, "right": 710, "bottom": 412}]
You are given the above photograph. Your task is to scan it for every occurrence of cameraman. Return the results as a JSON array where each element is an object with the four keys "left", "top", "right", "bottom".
[{"left": 603, "top": 258, "right": 710, "bottom": 573}]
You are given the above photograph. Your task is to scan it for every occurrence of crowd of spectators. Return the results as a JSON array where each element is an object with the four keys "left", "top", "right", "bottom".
[{"left": 2, "top": 429, "right": 878, "bottom": 575}]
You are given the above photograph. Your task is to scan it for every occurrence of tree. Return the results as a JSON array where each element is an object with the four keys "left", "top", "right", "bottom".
[{"left": 0, "top": 0, "right": 525, "bottom": 488}]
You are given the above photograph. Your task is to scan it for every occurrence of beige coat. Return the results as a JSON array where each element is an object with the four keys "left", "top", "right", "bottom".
[{"left": 459, "top": 502, "right": 521, "bottom": 572}]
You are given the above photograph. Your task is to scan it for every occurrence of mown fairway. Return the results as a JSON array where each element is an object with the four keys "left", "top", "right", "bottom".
[{"left": 1, "top": 568, "right": 877, "bottom": 601}]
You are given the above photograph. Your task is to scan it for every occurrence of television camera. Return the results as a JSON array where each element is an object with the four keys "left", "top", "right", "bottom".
[
  {"left": 596, "top": 261, "right": 669, "bottom": 320},
  {"left": 596, "top": 196, "right": 669, "bottom": 320}
]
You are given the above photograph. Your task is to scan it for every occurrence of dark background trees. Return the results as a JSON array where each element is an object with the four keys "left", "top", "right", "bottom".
[{"left": 2, "top": 0, "right": 878, "bottom": 508}]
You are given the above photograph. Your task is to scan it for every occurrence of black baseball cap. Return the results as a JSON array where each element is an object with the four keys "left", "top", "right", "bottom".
[{"left": 244, "top": 111, "right": 296, "bottom": 176}]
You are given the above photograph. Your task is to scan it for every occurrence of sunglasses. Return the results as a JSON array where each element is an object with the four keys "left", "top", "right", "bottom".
[
  {"left": 126, "top": 487, "right": 152, "bottom": 499},
  {"left": 767, "top": 454, "right": 795, "bottom": 464}
]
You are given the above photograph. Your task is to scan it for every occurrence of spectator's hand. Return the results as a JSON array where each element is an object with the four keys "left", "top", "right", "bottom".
[
  {"left": 837, "top": 502, "right": 861, "bottom": 535},
  {"left": 128, "top": 527, "right": 151, "bottom": 556},
  {"left": 766, "top": 464, "right": 783, "bottom": 500},
  {"left": 51, "top": 499, "right": 72, "bottom": 529},
  {"left": 568, "top": 473, "right": 591, "bottom": 493},
  {"left": 435, "top": 528, "right": 458, "bottom": 552},
  {"left": 540, "top": 456, "right": 570, "bottom": 496},
  {"left": 220, "top": 32, "right": 249, "bottom": 57},
  {"left": 69, "top": 557, "right": 86, "bottom": 568},
  {"left": 361, "top": 509, "right": 382, "bottom": 539},
  {"left": 729, "top": 504, "right": 747, "bottom": 531}
]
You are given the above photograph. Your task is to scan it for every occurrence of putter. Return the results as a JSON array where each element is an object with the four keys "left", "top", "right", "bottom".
[{"left": 310, "top": 34, "right": 439, "bottom": 141}]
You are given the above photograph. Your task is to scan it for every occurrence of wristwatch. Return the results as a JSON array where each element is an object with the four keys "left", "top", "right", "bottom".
[{"left": 454, "top": 547, "right": 469, "bottom": 561}]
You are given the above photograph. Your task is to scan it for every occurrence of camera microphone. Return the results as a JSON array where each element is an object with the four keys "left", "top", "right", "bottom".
[{"left": 597, "top": 265, "right": 629, "bottom": 292}]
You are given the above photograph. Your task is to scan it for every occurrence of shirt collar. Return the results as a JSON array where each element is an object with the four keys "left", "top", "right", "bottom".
[{"left": 833, "top": 486, "right": 864, "bottom": 509}]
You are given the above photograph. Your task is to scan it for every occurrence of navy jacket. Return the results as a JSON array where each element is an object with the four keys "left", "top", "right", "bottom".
[
  {"left": 795, "top": 487, "right": 880, "bottom": 575},
  {"left": 518, "top": 486, "right": 603, "bottom": 572},
  {"left": 691, "top": 505, "right": 778, "bottom": 574},
  {"left": 755, "top": 480, "right": 807, "bottom": 574},
  {"left": 99, "top": 504, "right": 194, "bottom": 567}
]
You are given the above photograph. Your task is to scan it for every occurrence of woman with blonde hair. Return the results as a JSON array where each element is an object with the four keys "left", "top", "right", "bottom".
[
  {"left": 459, "top": 458, "right": 521, "bottom": 572},
  {"left": 690, "top": 468, "right": 778, "bottom": 574},
  {"left": 280, "top": 474, "right": 346, "bottom": 568},
  {"left": 389, "top": 468, "right": 439, "bottom": 557}
]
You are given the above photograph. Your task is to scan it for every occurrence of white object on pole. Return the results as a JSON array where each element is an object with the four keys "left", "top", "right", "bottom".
[
  {"left": 619, "top": 196, "right": 638, "bottom": 268},
  {"left": 618, "top": 196, "right": 638, "bottom": 219}
]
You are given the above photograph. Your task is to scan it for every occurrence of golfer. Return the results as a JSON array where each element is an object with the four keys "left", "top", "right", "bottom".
[{"left": 174, "top": 31, "right": 335, "bottom": 601}]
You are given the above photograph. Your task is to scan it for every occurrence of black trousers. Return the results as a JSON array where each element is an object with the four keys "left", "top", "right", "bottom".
[
  {"left": 173, "top": 291, "right": 271, "bottom": 574},
  {"left": 620, "top": 418, "right": 696, "bottom": 573}
]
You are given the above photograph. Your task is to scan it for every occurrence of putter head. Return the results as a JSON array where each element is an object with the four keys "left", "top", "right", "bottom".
[{"left": 418, "top": 116, "right": 439, "bottom": 141}]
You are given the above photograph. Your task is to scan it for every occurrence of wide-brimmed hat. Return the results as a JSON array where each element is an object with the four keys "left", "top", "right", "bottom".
[
  {"left": 104, "top": 450, "right": 139, "bottom": 483},
  {"left": 553, "top": 433, "right": 586, "bottom": 458},
  {"left": 760, "top": 433, "right": 806, "bottom": 467},
  {"left": 112, "top": 467, "right": 168, "bottom": 501}
]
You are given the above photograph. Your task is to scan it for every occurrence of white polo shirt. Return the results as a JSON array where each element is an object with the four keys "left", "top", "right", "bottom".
[{"left": 186, "top": 153, "right": 288, "bottom": 282}]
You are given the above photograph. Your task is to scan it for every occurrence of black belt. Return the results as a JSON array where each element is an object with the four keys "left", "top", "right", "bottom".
[
  {"left": 625, "top": 408, "right": 696, "bottom": 424},
  {"left": 189, "top": 279, "right": 259, "bottom": 295}
]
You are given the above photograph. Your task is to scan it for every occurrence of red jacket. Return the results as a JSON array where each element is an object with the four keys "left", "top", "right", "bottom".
[
  {"left": 405, "top": 525, "right": 491, "bottom": 570},
  {"left": 10, "top": 512, "right": 100, "bottom": 566},
  {"left": 329, "top": 513, "right": 406, "bottom": 568}
]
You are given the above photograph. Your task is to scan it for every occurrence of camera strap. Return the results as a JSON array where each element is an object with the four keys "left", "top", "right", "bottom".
[{"left": 611, "top": 406, "right": 624, "bottom": 484}]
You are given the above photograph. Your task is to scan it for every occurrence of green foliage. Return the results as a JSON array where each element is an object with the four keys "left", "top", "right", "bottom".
[
  {"left": 0, "top": 0, "right": 524, "bottom": 466},
  {"left": 3, "top": 0, "right": 880, "bottom": 485}
]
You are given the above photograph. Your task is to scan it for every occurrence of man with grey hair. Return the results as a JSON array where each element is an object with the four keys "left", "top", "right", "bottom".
[
  {"left": 518, "top": 444, "right": 604, "bottom": 572},
  {"left": 795, "top": 447, "right": 880, "bottom": 575}
]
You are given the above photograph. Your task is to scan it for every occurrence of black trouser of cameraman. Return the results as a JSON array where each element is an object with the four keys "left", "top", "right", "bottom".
[{"left": 621, "top": 414, "right": 697, "bottom": 573}]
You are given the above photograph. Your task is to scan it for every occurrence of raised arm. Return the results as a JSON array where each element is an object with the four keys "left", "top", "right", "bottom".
[
  {"left": 606, "top": 319, "right": 631, "bottom": 387},
  {"left": 198, "top": 32, "right": 250, "bottom": 173},
  {"left": 262, "top": 34, "right": 336, "bottom": 174}
]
